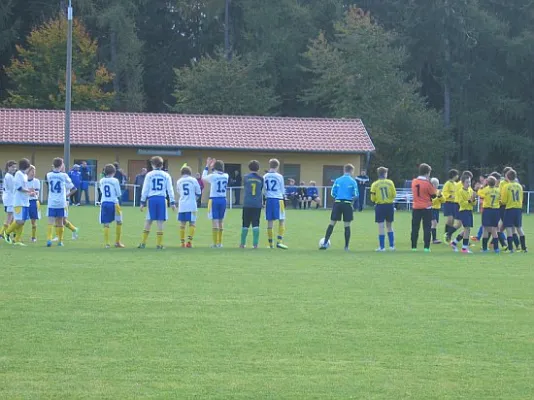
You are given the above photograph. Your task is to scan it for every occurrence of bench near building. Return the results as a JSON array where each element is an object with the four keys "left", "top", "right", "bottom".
[{"left": 0, "top": 108, "right": 375, "bottom": 204}]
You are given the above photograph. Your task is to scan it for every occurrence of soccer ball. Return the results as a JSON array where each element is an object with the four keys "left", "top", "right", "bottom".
[{"left": 319, "top": 238, "right": 331, "bottom": 248}]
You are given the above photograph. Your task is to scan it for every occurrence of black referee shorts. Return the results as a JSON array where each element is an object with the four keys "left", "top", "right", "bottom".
[
  {"left": 330, "top": 202, "right": 353, "bottom": 222},
  {"left": 242, "top": 207, "right": 262, "bottom": 228}
]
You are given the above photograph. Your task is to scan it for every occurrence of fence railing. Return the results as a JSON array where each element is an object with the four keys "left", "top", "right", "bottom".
[{"left": 1, "top": 181, "right": 534, "bottom": 214}]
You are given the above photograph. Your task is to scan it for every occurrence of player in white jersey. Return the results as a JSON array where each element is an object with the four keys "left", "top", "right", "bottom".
[
  {"left": 1, "top": 160, "right": 17, "bottom": 239},
  {"left": 263, "top": 158, "right": 288, "bottom": 249},
  {"left": 45, "top": 158, "right": 76, "bottom": 247},
  {"left": 4, "top": 159, "right": 36, "bottom": 245},
  {"left": 177, "top": 165, "right": 201, "bottom": 247},
  {"left": 138, "top": 156, "right": 176, "bottom": 249},
  {"left": 99, "top": 164, "right": 124, "bottom": 248},
  {"left": 27, "top": 165, "right": 41, "bottom": 242},
  {"left": 202, "top": 157, "right": 229, "bottom": 247}
]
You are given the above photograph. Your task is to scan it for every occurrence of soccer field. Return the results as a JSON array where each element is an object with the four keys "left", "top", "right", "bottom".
[{"left": 1, "top": 207, "right": 533, "bottom": 399}]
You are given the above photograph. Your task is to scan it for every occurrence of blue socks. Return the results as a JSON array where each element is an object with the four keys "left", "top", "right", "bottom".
[
  {"left": 388, "top": 231, "right": 394, "bottom": 247},
  {"left": 477, "top": 226, "right": 483, "bottom": 240},
  {"left": 379, "top": 234, "right": 385, "bottom": 249}
]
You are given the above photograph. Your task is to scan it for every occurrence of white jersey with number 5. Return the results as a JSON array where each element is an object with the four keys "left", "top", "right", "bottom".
[
  {"left": 263, "top": 171, "right": 285, "bottom": 199},
  {"left": 46, "top": 171, "right": 74, "bottom": 209},
  {"left": 177, "top": 176, "right": 201, "bottom": 213},
  {"left": 99, "top": 177, "right": 122, "bottom": 204},
  {"left": 141, "top": 169, "right": 175, "bottom": 203},
  {"left": 202, "top": 169, "right": 229, "bottom": 198}
]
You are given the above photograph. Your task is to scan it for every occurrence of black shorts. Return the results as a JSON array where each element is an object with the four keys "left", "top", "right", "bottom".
[
  {"left": 331, "top": 202, "right": 353, "bottom": 222},
  {"left": 242, "top": 207, "right": 261, "bottom": 227}
]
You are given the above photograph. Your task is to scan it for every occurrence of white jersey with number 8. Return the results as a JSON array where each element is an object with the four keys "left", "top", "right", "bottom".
[{"left": 99, "top": 177, "right": 122, "bottom": 204}]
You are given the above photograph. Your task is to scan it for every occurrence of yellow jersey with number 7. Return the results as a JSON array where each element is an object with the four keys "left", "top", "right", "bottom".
[{"left": 477, "top": 186, "right": 500, "bottom": 209}]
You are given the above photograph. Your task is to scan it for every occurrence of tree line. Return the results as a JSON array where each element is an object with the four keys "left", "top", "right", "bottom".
[{"left": 1, "top": 1, "right": 534, "bottom": 187}]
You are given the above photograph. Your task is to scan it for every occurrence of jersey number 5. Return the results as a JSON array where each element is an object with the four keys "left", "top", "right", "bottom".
[{"left": 183, "top": 183, "right": 190, "bottom": 196}]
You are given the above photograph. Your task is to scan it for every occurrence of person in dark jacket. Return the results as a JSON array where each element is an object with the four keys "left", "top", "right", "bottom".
[
  {"left": 80, "top": 161, "right": 91, "bottom": 205},
  {"left": 134, "top": 168, "right": 147, "bottom": 206},
  {"left": 68, "top": 164, "right": 82, "bottom": 205}
]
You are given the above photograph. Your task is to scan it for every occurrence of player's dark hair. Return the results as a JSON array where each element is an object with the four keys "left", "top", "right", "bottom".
[
  {"left": 419, "top": 163, "right": 431, "bottom": 176},
  {"left": 269, "top": 159, "right": 280, "bottom": 169},
  {"left": 248, "top": 160, "right": 260, "bottom": 172},
  {"left": 506, "top": 169, "right": 517, "bottom": 181},
  {"left": 503, "top": 166, "right": 512, "bottom": 176},
  {"left": 52, "top": 158, "right": 63, "bottom": 169},
  {"left": 344, "top": 164, "right": 354, "bottom": 173},
  {"left": 104, "top": 164, "right": 116, "bottom": 176},
  {"left": 18, "top": 158, "right": 30, "bottom": 171},
  {"left": 461, "top": 170, "right": 473, "bottom": 179},
  {"left": 151, "top": 156, "right": 163, "bottom": 168},
  {"left": 490, "top": 171, "right": 501, "bottom": 180},
  {"left": 448, "top": 169, "right": 459, "bottom": 180},
  {"left": 213, "top": 160, "right": 224, "bottom": 172},
  {"left": 377, "top": 166, "right": 388, "bottom": 177},
  {"left": 5, "top": 160, "right": 16, "bottom": 172},
  {"left": 461, "top": 174, "right": 471, "bottom": 184},
  {"left": 181, "top": 166, "right": 192, "bottom": 176},
  {"left": 486, "top": 176, "right": 497, "bottom": 187}
]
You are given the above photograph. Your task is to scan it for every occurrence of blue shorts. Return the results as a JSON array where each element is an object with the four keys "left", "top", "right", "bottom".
[
  {"left": 47, "top": 207, "right": 65, "bottom": 218},
  {"left": 178, "top": 212, "right": 197, "bottom": 223},
  {"left": 499, "top": 206, "right": 506, "bottom": 222},
  {"left": 443, "top": 202, "right": 457, "bottom": 217},
  {"left": 503, "top": 208, "right": 522, "bottom": 228},
  {"left": 147, "top": 196, "right": 167, "bottom": 221},
  {"left": 13, "top": 206, "right": 30, "bottom": 221},
  {"left": 265, "top": 198, "right": 285, "bottom": 221},
  {"left": 432, "top": 209, "right": 440, "bottom": 222},
  {"left": 375, "top": 203, "right": 394, "bottom": 223},
  {"left": 208, "top": 197, "right": 226, "bottom": 220},
  {"left": 100, "top": 202, "right": 122, "bottom": 224},
  {"left": 29, "top": 200, "right": 40, "bottom": 220},
  {"left": 459, "top": 210, "right": 473, "bottom": 228},
  {"left": 482, "top": 208, "right": 500, "bottom": 228}
]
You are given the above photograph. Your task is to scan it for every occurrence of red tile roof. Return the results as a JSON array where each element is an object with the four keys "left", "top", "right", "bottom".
[{"left": 0, "top": 108, "right": 375, "bottom": 153}]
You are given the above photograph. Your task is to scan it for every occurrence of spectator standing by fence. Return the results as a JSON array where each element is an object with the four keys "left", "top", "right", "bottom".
[
  {"left": 355, "top": 169, "right": 370, "bottom": 211},
  {"left": 68, "top": 164, "right": 82, "bottom": 205},
  {"left": 230, "top": 171, "right": 242, "bottom": 206},
  {"left": 196, "top": 173, "right": 204, "bottom": 207},
  {"left": 80, "top": 161, "right": 91, "bottom": 205},
  {"left": 134, "top": 168, "right": 147, "bottom": 206}
]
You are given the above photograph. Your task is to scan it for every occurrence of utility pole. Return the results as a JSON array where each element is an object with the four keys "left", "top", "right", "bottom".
[
  {"left": 224, "top": 0, "right": 231, "bottom": 61},
  {"left": 64, "top": 0, "right": 73, "bottom": 168}
]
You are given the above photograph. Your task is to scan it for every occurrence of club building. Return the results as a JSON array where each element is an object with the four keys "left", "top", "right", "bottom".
[{"left": 0, "top": 108, "right": 375, "bottom": 204}]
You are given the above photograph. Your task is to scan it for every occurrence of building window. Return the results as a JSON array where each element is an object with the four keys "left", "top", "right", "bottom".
[
  {"left": 283, "top": 164, "right": 300, "bottom": 183},
  {"left": 74, "top": 159, "right": 98, "bottom": 181}
]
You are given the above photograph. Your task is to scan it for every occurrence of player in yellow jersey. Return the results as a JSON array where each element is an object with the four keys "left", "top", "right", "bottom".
[
  {"left": 448, "top": 171, "right": 473, "bottom": 243},
  {"left": 370, "top": 167, "right": 396, "bottom": 251},
  {"left": 451, "top": 174, "right": 476, "bottom": 253},
  {"left": 430, "top": 178, "right": 445, "bottom": 244},
  {"left": 371, "top": 167, "right": 397, "bottom": 252},
  {"left": 498, "top": 167, "right": 513, "bottom": 248},
  {"left": 501, "top": 170, "right": 527, "bottom": 253},
  {"left": 442, "top": 169, "right": 459, "bottom": 242},
  {"left": 478, "top": 176, "right": 501, "bottom": 253}
]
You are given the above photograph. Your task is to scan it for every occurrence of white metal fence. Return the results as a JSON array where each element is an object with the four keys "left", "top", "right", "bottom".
[{"left": 1, "top": 181, "right": 534, "bottom": 214}]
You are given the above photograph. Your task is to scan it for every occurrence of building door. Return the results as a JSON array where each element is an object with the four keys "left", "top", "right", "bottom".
[{"left": 323, "top": 165, "right": 344, "bottom": 207}]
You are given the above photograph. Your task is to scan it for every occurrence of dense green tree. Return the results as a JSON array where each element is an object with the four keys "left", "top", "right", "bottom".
[
  {"left": 302, "top": 8, "right": 447, "bottom": 181},
  {"left": 172, "top": 50, "right": 279, "bottom": 115},
  {"left": 4, "top": 15, "right": 114, "bottom": 110}
]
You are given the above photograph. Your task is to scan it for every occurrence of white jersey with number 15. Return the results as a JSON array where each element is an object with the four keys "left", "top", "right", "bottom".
[
  {"left": 141, "top": 169, "right": 175, "bottom": 203},
  {"left": 263, "top": 171, "right": 285, "bottom": 199}
]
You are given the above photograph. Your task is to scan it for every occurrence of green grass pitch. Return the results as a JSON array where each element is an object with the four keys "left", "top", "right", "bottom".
[{"left": 1, "top": 207, "right": 533, "bottom": 399}]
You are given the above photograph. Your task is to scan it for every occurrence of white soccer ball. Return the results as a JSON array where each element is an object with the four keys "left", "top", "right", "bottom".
[{"left": 319, "top": 238, "right": 331, "bottom": 248}]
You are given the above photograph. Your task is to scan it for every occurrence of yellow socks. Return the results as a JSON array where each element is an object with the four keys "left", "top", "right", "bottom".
[
  {"left": 180, "top": 226, "right": 186, "bottom": 244},
  {"left": 115, "top": 224, "right": 122, "bottom": 244},
  {"left": 104, "top": 227, "right": 110, "bottom": 245},
  {"left": 212, "top": 228, "right": 218, "bottom": 245},
  {"left": 56, "top": 226, "right": 65, "bottom": 242},
  {"left": 6, "top": 221, "right": 18, "bottom": 235},
  {"left": 141, "top": 230, "right": 150, "bottom": 244},
  {"left": 156, "top": 231, "right": 163, "bottom": 247},
  {"left": 47, "top": 224, "right": 54, "bottom": 241},
  {"left": 218, "top": 229, "right": 223, "bottom": 246},
  {"left": 188, "top": 225, "right": 196, "bottom": 243},
  {"left": 31, "top": 225, "right": 37, "bottom": 239},
  {"left": 65, "top": 220, "right": 76, "bottom": 232},
  {"left": 15, "top": 224, "right": 24, "bottom": 242},
  {"left": 267, "top": 228, "right": 274, "bottom": 246},
  {"left": 278, "top": 224, "right": 285, "bottom": 244}
]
